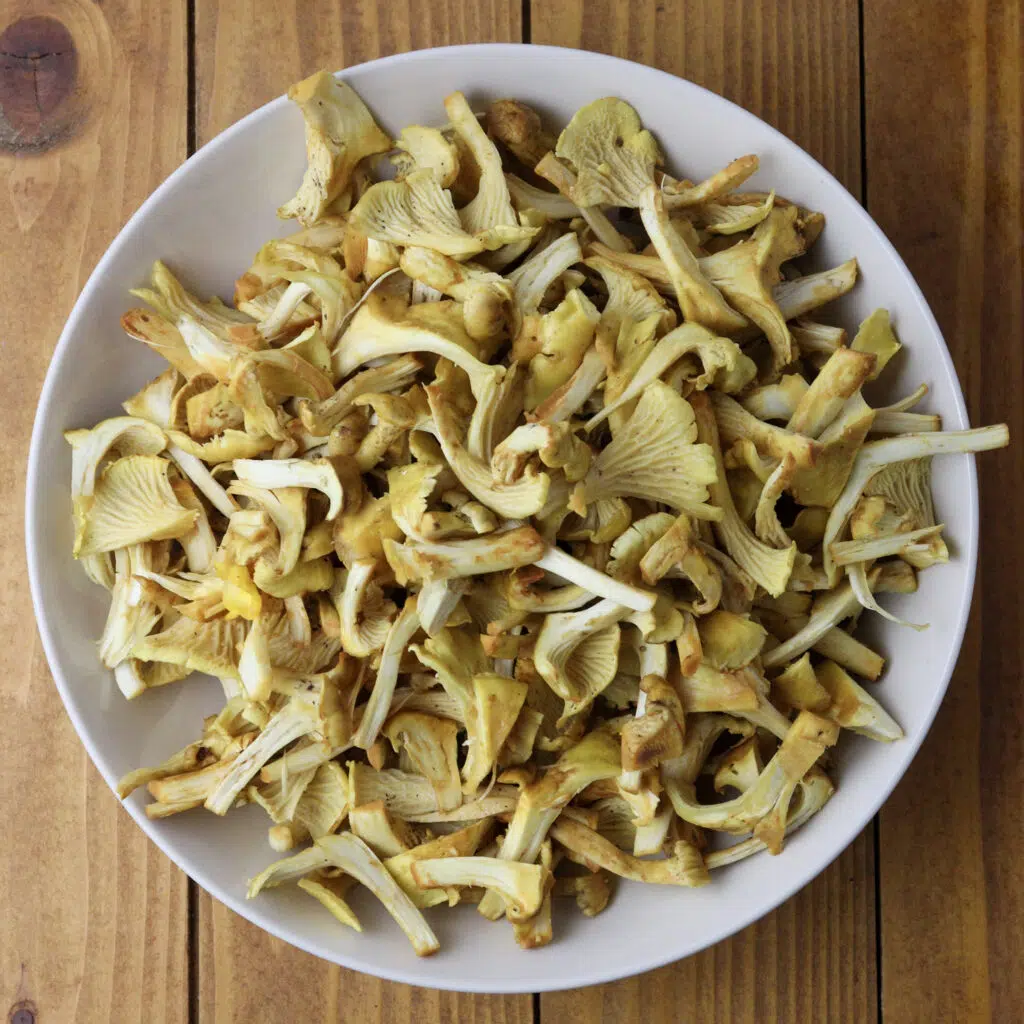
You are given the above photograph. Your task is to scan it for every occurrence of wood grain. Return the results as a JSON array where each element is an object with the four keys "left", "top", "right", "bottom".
[
  {"left": 7, "top": 2, "right": 1020, "bottom": 1019},
  {"left": 0, "top": 1, "right": 189, "bottom": 1023},
  {"left": 531, "top": 1, "right": 874, "bottom": 1019},
  {"left": 195, "top": 0, "right": 523, "bottom": 139},
  {"left": 191, "top": 4, "right": 530, "bottom": 1021},
  {"left": 529, "top": 0, "right": 861, "bottom": 194},
  {"left": 865, "top": 0, "right": 1023, "bottom": 1020},
  {"left": 535, "top": 834, "right": 875, "bottom": 1024}
]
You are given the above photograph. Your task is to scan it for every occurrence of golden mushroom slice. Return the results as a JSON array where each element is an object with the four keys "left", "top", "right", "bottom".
[
  {"left": 348, "top": 800, "right": 418, "bottom": 858},
  {"left": 74, "top": 455, "right": 197, "bottom": 557},
  {"left": 639, "top": 186, "right": 748, "bottom": 334},
  {"left": 399, "top": 246, "right": 512, "bottom": 345},
  {"left": 477, "top": 729, "right": 622, "bottom": 920},
  {"left": 391, "top": 124, "right": 460, "bottom": 187},
  {"left": 445, "top": 91, "right": 539, "bottom": 251},
  {"left": 332, "top": 561, "right": 396, "bottom": 658},
  {"left": 131, "top": 260, "right": 254, "bottom": 340},
  {"left": 585, "top": 322, "right": 756, "bottom": 432},
  {"left": 663, "top": 711, "right": 838, "bottom": 853},
  {"left": 555, "top": 97, "right": 661, "bottom": 207},
  {"left": 317, "top": 833, "right": 440, "bottom": 957},
  {"left": 774, "top": 258, "right": 859, "bottom": 320},
  {"left": 690, "top": 392, "right": 797, "bottom": 596},
  {"left": 821, "top": 424, "right": 1009, "bottom": 584},
  {"left": 351, "top": 596, "right": 421, "bottom": 749},
  {"left": 412, "top": 857, "right": 548, "bottom": 923},
  {"left": 662, "top": 154, "right": 760, "bottom": 206},
  {"left": 786, "top": 346, "right": 877, "bottom": 438},
  {"left": 424, "top": 384, "right": 550, "bottom": 518},
  {"left": 699, "top": 205, "right": 808, "bottom": 371},
  {"left": 277, "top": 70, "right": 392, "bottom": 225},
  {"left": 706, "top": 767, "right": 835, "bottom": 869},
  {"left": 533, "top": 597, "right": 631, "bottom": 707},
  {"left": 697, "top": 190, "right": 776, "bottom": 234},
  {"left": 337, "top": 294, "right": 503, "bottom": 398},
  {"left": 384, "top": 821, "right": 494, "bottom": 909},
  {"left": 351, "top": 170, "right": 510, "bottom": 258},
  {"left": 551, "top": 817, "right": 709, "bottom": 887},
  {"left": 577, "top": 382, "right": 720, "bottom": 521},
  {"left": 234, "top": 457, "right": 343, "bottom": 520},
  {"left": 523, "top": 289, "right": 600, "bottom": 410}
]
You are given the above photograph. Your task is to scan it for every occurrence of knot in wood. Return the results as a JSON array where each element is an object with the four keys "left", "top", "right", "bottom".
[
  {"left": 8, "top": 1000, "right": 37, "bottom": 1024},
  {"left": 0, "top": 16, "right": 78, "bottom": 152}
]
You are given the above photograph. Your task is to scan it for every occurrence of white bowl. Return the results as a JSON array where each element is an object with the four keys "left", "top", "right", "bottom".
[{"left": 26, "top": 43, "right": 978, "bottom": 992}]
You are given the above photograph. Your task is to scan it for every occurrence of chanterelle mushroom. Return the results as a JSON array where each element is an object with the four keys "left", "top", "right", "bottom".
[
  {"left": 73, "top": 75, "right": 1010, "bottom": 959},
  {"left": 277, "top": 71, "right": 392, "bottom": 225}
]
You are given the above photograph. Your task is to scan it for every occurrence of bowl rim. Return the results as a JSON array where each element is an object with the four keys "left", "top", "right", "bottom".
[{"left": 25, "top": 42, "right": 978, "bottom": 993}]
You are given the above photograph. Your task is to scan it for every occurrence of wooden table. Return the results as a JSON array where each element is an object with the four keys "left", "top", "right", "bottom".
[{"left": 1, "top": 1, "right": 1019, "bottom": 1021}]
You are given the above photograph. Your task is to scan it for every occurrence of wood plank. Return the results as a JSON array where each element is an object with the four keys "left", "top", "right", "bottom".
[
  {"left": 531, "top": 1, "right": 874, "bottom": 1019},
  {"left": 191, "top": 4, "right": 531, "bottom": 1021},
  {"left": 0, "top": 2, "right": 189, "bottom": 1023},
  {"left": 535, "top": 834, "right": 875, "bottom": 1024},
  {"left": 196, "top": 0, "right": 523, "bottom": 139},
  {"left": 865, "top": 0, "right": 1023, "bottom": 1019},
  {"left": 529, "top": 0, "right": 861, "bottom": 193}
]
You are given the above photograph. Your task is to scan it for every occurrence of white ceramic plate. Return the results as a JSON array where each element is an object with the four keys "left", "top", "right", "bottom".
[{"left": 26, "top": 44, "right": 978, "bottom": 993}]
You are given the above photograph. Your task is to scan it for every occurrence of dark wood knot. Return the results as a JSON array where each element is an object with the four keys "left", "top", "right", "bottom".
[
  {"left": 0, "top": 15, "right": 79, "bottom": 152},
  {"left": 8, "top": 1001, "right": 37, "bottom": 1024}
]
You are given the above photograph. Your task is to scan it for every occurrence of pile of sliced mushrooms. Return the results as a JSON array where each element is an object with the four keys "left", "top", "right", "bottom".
[{"left": 67, "top": 71, "right": 1009, "bottom": 955}]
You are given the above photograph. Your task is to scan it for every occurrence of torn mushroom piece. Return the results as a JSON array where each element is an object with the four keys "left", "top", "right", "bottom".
[
  {"left": 233, "top": 457, "right": 343, "bottom": 520},
  {"left": 637, "top": 514, "right": 723, "bottom": 614},
  {"left": 639, "top": 187, "right": 748, "bottom": 335},
  {"left": 534, "top": 153, "right": 632, "bottom": 253},
  {"left": 350, "top": 170, "right": 518, "bottom": 258},
  {"left": 492, "top": 421, "right": 592, "bottom": 485},
  {"left": 550, "top": 817, "right": 708, "bottom": 887},
  {"left": 351, "top": 596, "right": 420, "bottom": 750},
  {"left": 412, "top": 857, "right": 548, "bottom": 923},
  {"left": 409, "top": 628, "right": 528, "bottom": 794},
  {"left": 391, "top": 124, "right": 460, "bottom": 187},
  {"left": 522, "top": 290, "right": 601, "bottom": 411},
  {"left": 384, "top": 712, "right": 463, "bottom": 812},
  {"left": 821, "top": 424, "right": 1008, "bottom": 585},
  {"left": 384, "top": 526, "right": 547, "bottom": 585},
  {"left": 661, "top": 154, "right": 760, "bottom": 207},
  {"left": 533, "top": 598, "right": 632, "bottom": 718},
  {"left": 317, "top": 833, "right": 440, "bottom": 956},
  {"left": 554, "top": 97, "right": 661, "bottom": 209},
  {"left": 698, "top": 205, "right": 810, "bottom": 372},
  {"left": 277, "top": 71, "right": 392, "bottom": 225},
  {"left": 332, "top": 561, "right": 396, "bottom": 658},
  {"left": 706, "top": 767, "right": 835, "bottom": 869},
  {"left": 399, "top": 246, "right": 512, "bottom": 345},
  {"left": 786, "top": 346, "right": 877, "bottom": 438},
  {"left": 348, "top": 800, "right": 418, "bottom": 858},
  {"left": 444, "top": 90, "right": 540, "bottom": 263},
  {"left": 424, "top": 384, "right": 551, "bottom": 519},
  {"left": 816, "top": 659, "right": 903, "bottom": 741},
  {"left": 477, "top": 729, "right": 622, "bottom": 920},
  {"left": 73, "top": 455, "right": 197, "bottom": 558},
  {"left": 664, "top": 711, "right": 839, "bottom": 853},
  {"left": 575, "top": 382, "right": 720, "bottom": 522},
  {"left": 335, "top": 294, "right": 504, "bottom": 398},
  {"left": 691, "top": 392, "right": 797, "bottom": 597},
  {"left": 585, "top": 322, "right": 757, "bottom": 433},
  {"left": 619, "top": 673, "right": 685, "bottom": 773}
]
